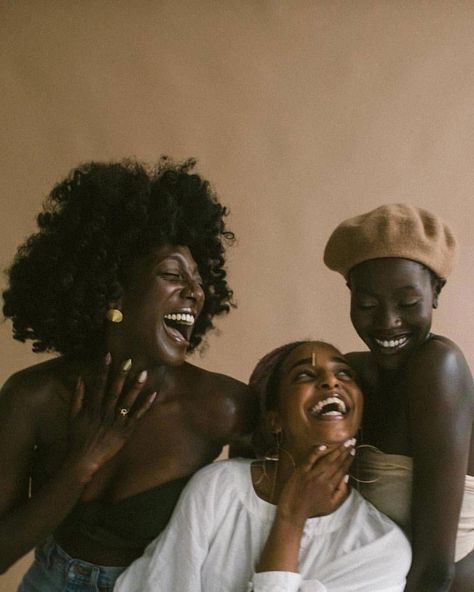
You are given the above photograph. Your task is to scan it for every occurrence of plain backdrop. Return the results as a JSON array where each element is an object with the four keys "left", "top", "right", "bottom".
[{"left": 2, "top": 1, "right": 474, "bottom": 588}]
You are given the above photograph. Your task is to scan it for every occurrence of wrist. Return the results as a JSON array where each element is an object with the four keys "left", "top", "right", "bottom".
[
  {"left": 62, "top": 456, "right": 99, "bottom": 486},
  {"left": 274, "top": 508, "right": 306, "bottom": 533}
]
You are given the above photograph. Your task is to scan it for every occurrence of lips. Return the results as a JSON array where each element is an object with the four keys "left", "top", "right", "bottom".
[
  {"left": 307, "top": 392, "right": 350, "bottom": 420},
  {"left": 372, "top": 334, "right": 409, "bottom": 353},
  {"left": 162, "top": 308, "right": 196, "bottom": 345}
]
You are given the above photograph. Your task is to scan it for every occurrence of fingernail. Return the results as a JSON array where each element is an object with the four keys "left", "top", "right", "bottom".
[
  {"left": 318, "top": 444, "right": 327, "bottom": 451},
  {"left": 121, "top": 358, "right": 132, "bottom": 372},
  {"left": 350, "top": 448, "right": 356, "bottom": 456},
  {"left": 105, "top": 352, "right": 112, "bottom": 365},
  {"left": 351, "top": 438, "right": 357, "bottom": 446},
  {"left": 149, "top": 391, "right": 157, "bottom": 403},
  {"left": 344, "top": 474, "right": 349, "bottom": 483},
  {"left": 344, "top": 439, "right": 352, "bottom": 447},
  {"left": 137, "top": 370, "right": 147, "bottom": 383}
]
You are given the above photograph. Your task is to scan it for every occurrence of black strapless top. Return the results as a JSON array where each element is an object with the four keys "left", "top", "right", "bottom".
[{"left": 54, "top": 474, "right": 192, "bottom": 550}]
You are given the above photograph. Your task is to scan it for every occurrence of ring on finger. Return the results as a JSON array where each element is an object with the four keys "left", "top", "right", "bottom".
[{"left": 119, "top": 408, "right": 129, "bottom": 416}]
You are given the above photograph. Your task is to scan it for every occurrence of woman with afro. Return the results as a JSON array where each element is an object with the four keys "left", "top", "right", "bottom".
[{"left": 0, "top": 157, "right": 256, "bottom": 591}]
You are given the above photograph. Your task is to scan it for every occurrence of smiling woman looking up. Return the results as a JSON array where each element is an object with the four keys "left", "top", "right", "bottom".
[
  {"left": 324, "top": 204, "right": 474, "bottom": 592},
  {"left": 114, "top": 340, "right": 411, "bottom": 592},
  {"left": 0, "top": 158, "right": 255, "bottom": 591}
]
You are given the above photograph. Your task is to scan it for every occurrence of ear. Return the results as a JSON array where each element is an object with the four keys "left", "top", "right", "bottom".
[{"left": 432, "top": 278, "right": 446, "bottom": 309}]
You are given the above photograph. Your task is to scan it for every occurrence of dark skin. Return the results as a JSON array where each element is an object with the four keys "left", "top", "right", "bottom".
[
  {"left": 346, "top": 257, "right": 474, "bottom": 592},
  {"left": 0, "top": 244, "right": 256, "bottom": 571}
]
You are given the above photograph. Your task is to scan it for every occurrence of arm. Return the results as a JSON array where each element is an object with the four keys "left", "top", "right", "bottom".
[
  {"left": 403, "top": 339, "right": 473, "bottom": 591},
  {"left": 253, "top": 445, "right": 352, "bottom": 592},
  {"left": 0, "top": 358, "right": 154, "bottom": 573}
]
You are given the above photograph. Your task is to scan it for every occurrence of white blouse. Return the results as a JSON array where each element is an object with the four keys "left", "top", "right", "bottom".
[{"left": 114, "top": 459, "right": 411, "bottom": 592}]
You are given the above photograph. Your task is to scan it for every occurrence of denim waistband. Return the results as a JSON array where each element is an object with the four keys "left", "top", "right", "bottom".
[{"left": 37, "top": 536, "right": 126, "bottom": 588}]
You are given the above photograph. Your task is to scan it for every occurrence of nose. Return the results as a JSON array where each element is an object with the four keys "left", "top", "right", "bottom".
[
  {"left": 180, "top": 278, "right": 204, "bottom": 303},
  {"left": 318, "top": 369, "right": 339, "bottom": 389},
  {"left": 375, "top": 305, "right": 401, "bottom": 331}
]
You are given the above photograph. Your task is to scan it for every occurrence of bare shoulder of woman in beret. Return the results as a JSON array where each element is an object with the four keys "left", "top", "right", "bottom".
[
  {"left": 324, "top": 204, "right": 474, "bottom": 592},
  {"left": 0, "top": 158, "right": 257, "bottom": 588}
]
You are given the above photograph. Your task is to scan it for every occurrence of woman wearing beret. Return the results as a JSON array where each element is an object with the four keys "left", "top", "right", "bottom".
[
  {"left": 0, "top": 158, "right": 255, "bottom": 591},
  {"left": 324, "top": 204, "right": 474, "bottom": 591},
  {"left": 115, "top": 340, "right": 411, "bottom": 592}
]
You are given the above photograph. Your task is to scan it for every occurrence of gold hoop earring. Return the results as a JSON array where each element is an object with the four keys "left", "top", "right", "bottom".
[{"left": 106, "top": 308, "right": 123, "bottom": 323}]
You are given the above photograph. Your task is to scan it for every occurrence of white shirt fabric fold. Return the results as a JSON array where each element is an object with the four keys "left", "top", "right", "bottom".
[{"left": 114, "top": 459, "right": 411, "bottom": 592}]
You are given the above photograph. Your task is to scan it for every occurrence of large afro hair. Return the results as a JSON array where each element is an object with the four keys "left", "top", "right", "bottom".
[{"left": 3, "top": 157, "right": 235, "bottom": 360}]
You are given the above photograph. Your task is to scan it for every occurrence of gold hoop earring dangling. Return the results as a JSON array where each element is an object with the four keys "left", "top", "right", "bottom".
[{"left": 106, "top": 308, "right": 123, "bottom": 323}]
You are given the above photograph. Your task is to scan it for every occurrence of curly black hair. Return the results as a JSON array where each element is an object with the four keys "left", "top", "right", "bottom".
[{"left": 3, "top": 157, "right": 235, "bottom": 359}]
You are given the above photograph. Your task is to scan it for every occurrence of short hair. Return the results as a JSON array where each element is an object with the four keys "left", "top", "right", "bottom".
[{"left": 3, "top": 157, "right": 235, "bottom": 359}]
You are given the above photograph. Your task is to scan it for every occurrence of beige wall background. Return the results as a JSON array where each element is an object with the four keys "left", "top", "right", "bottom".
[{"left": 2, "top": 1, "right": 474, "bottom": 588}]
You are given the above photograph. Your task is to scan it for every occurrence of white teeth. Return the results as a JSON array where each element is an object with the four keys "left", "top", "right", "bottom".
[
  {"left": 163, "top": 313, "right": 195, "bottom": 325},
  {"left": 310, "top": 396, "right": 347, "bottom": 417},
  {"left": 375, "top": 336, "right": 408, "bottom": 349}
]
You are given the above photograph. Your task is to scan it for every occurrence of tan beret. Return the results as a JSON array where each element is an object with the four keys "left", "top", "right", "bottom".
[{"left": 323, "top": 204, "right": 458, "bottom": 279}]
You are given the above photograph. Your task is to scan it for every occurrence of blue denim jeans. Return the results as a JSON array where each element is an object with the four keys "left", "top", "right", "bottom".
[{"left": 17, "top": 537, "right": 126, "bottom": 592}]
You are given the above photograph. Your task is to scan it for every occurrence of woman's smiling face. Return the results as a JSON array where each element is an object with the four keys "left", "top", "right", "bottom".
[
  {"left": 118, "top": 244, "right": 205, "bottom": 366},
  {"left": 348, "top": 258, "right": 441, "bottom": 371},
  {"left": 271, "top": 342, "right": 363, "bottom": 457}
]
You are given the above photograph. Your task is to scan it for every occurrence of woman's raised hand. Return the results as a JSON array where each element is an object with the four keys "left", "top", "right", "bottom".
[
  {"left": 67, "top": 354, "right": 156, "bottom": 483},
  {"left": 276, "top": 441, "right": 355, "bottom": 528}
]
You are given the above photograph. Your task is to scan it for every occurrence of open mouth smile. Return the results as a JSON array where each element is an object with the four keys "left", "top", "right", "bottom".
[
  {"left": 163, "top": 308, "right": 196, "bottom": 344},
  {"left": 308, "top": 393, "right": 349, "bottom": 420},
  {"left": 373, "top": 335, "right": 409, "bottom": 351}
]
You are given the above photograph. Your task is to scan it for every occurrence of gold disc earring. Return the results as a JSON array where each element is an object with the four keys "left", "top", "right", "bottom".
[{"left": 106, "top": 308, "right": 123, "bottom": 323}]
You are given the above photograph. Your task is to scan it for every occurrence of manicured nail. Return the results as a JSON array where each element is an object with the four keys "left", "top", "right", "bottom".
[
  {"left": 351, "top": 438, "right": 357, "bottom": 446},
  {"left": 318, "top": 444, "right": 327, "bottom": 451},
  {"left": 121, "top": 358, "right": 132, "bottom": 372},
  {"left": 104, "top": 352, "right": 112, "bottom": 365},
  {"left": 137, "top": 370, "right": 147, "bottom": 383},
  {"left": 350, "top": 448, "right": 356, "bottom": 456},
  {"left": 344, "top": 439, "right": 352, "bottom": 447},
  {"left": 149, "top": 391, "right": 157, "bottom": 403},
  {"left": 344, "top": 474, "right": 349, "bottom": 483}
]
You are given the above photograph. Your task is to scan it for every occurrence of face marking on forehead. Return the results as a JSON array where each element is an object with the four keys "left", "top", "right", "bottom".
[
  {"left": 157, "top": 254, "right": 200, "bottom": 275},
  {"left": 288, "top": 355, "right": 348, "bottom": 372}
]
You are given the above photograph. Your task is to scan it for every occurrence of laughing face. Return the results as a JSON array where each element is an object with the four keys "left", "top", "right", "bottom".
[
  {"left": 271, "top": 342, "right": 363, "bottom": 459},
  {"left": 349, "top": 258, "right": 441, "bottom": 370},
  {"left": 118, "top": 244, "right": 204, "bottom": 366}
]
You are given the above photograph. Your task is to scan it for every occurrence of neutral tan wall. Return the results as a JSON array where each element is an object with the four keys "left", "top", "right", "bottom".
[{"left": 2, "top": 1, "right": 474, "bottom": 588}]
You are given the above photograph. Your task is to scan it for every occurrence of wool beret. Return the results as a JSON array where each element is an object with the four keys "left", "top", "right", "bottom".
[{"left": 323, "top": 204, "right": 457, "bottom": 279}]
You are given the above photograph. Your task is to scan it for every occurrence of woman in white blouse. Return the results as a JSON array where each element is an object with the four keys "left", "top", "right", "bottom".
[{"left": 114, "top": 340, "right": 411, "bottom": 592}]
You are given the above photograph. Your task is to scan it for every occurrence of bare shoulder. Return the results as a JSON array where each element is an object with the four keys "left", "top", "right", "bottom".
[
  {"left": 407, "top": 334, "right": 472, "bottom": 380},
  {"left": 181, "top": 363, "right": 258, "bottom": 439},
  {"left": 404, "top": 335, "right": 474, "bottom": 412},
  {"left": 1, "top": 357, "right": 70, "bottom": 414}
]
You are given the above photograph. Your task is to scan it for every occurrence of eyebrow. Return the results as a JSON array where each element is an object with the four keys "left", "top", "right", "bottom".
[
  {"left": 158, "top": 255, "right": 200, "bottom": 276},
  {"left": 354, "top": 285, "right": 421, "bottom": 295},
  {"left": 288, "top": 356, "right": 348, "bottom": 370}
]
